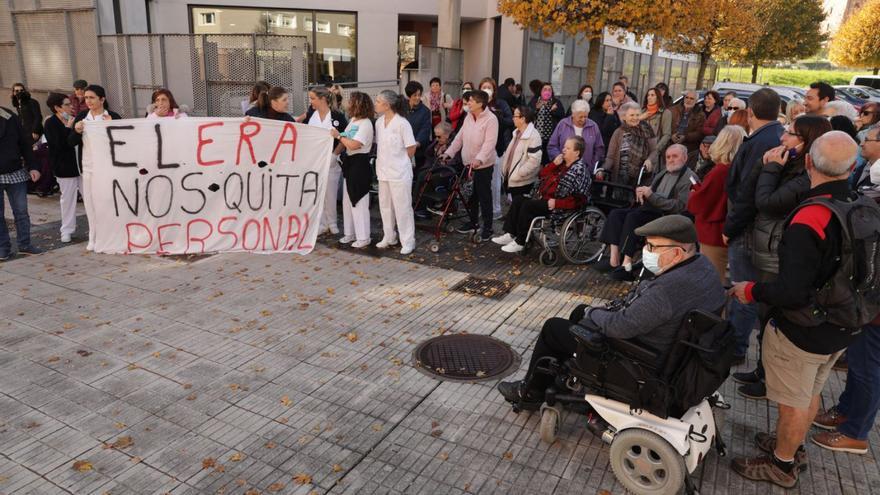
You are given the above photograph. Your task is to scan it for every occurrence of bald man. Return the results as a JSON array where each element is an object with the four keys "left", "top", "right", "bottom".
[{"left": 729, "top": 131, "right": 865, "bottom": 488}]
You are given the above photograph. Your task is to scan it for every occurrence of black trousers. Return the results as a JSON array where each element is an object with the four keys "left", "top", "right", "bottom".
[
  {"left": 525, "top": 317, "right": 579, "bottom": 393},
  {"left": 598, "top": 207, "right": 662, "bottom": 258},
  {"left": 505, "top": 183, "right": 533, "bottom": 203},
  {"left": 468, "top": 166, "right": 494, "bottom": 235},
  {"left": 502, "top": 195, "right": 551, "bottom": 245}
]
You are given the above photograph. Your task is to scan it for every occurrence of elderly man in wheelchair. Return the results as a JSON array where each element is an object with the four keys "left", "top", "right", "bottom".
[{"left": 498, "top": 215, "right": 732, "bottom": 494}]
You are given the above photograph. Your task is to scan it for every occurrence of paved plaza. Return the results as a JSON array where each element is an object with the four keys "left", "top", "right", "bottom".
[{"left": 1, "top": 198, "right": 879, "bottom": 494}]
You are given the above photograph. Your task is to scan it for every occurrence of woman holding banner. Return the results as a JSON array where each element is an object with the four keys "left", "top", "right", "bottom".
[
  {"left": 299, "top": 87, "right": 347, "bottom": 236},
  {"left": 331, "top": 92, "right": 374, "bottom": 249},
  {"left": 375, "top": 90, "right": 418, "bottom": 255},
  {"left": 68, "top": 84, "right": 120, "bottom": 251},
  {"left": 245, "top": 86, "right": 294, "bottom": 122}
]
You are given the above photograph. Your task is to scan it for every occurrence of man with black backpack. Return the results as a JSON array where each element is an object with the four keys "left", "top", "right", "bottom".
[{"left": 729, "top": 131, "right": 880, "bottom": 488}]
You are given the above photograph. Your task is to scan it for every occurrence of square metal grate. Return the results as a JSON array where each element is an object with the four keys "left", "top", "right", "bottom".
[{"left": 450, "top": 275, "right": 513, "bottom": 300}]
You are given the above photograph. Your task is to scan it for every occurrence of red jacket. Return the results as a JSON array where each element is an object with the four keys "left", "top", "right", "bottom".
[
  {"left": 702, "top": 107, "right": 722, "bottom": 137},
  {"left": 536, "top": 161, "right": 585, "bottom": 210},
  {"left": 687, "top": 162, "right": 730, "bottom": 246}
]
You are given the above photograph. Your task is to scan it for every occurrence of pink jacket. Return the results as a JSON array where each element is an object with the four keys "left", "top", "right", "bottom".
[{"left": 445, "top": 108, "right": 498, "bottom": 169}]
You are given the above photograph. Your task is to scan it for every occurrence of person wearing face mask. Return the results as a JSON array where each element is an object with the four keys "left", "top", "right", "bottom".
[
  {"left": 43, "top": 93, "right": 80, "bottom": 243},
  {"left": 570, "top": 85, "right": 594, "bottom": 112},
  {"left": 528, "top": 82, "right": 565, "bottom": 164},
  {"left": 448, "top": 82, "right": 475, "bottom": 133},
  {"left": 497, "top": 214, "right": 725, "bottom": 409}
]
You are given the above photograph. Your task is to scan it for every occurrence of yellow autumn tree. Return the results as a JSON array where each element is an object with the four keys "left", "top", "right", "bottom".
[
  {"left": 830, "top": 0, "right": 880, "bottom": 74},
  {"left": 497, "top": 0, "right": 687, "bottom": 88},
  {"left": 662, "top": 0, "right": 760, "bottom": 89}
]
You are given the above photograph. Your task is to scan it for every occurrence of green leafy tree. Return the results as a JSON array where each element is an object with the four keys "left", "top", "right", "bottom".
[{"left": 829, "top": 0, "right": 880, "bottom": 74}]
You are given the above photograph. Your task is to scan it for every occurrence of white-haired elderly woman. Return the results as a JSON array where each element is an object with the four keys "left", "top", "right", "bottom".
[
  {"left": 547, "top": 99, "right": 605, "bottom": 172},
  {"left": 600, "top": 101, "right": 657, "bottom": 186},
  {"left": 823, "top": 100, "right": 859, "bottom": 122}
]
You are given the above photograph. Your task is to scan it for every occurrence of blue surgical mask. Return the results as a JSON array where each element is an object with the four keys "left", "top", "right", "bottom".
[{"left": 642, "top": 247, "right": 663, "bottom": 275}]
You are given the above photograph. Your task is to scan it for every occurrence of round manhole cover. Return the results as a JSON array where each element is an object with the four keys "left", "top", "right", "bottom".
[{"left": 413, "top": 335, "right": 521, "bottom": 382}]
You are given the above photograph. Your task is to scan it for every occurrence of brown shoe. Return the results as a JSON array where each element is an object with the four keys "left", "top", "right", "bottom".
[
  {"left": 754, "top": 432, "right": 808, "bottom": 472},
  {"left": 813, "top": 406, "right": 847, "bottom": 430},
  {"left": 811, "top": 431, "right": 868, "bottom": 454},
  {"left": 731, "top": 455, "right": 798, "bottom": 488}
]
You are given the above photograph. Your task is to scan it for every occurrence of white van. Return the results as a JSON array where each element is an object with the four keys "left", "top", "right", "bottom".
[{"left": 851, "top": 75, "right": 880, "bottom": 90}]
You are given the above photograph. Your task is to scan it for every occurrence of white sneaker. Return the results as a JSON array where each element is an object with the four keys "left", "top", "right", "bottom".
[
  {"left": 352, "top": 239, "right": 371, "bottom": 249},
  {"left": 376, "top": 238, "right": 398, "bottom": 249},
  {"left": 501, "top": 241, "right": 524, "bottom": 253},
  {"left": 339, "top": 235, "right": 355, "bottom": 244},
  {"left": 400, "top": 245, "right": 415, "bottom": 255},
  {"left": 492, "top": 233, "right": 514, "bottom": 245},
  {"left": 493, "top": 212, "right": 503, "bottom": 221},
  {"left": 61, "top": 233, "right": 72, "bottom": 243},
  {"left": 329, "top": 225, "right": 340, "bottom": 235}
]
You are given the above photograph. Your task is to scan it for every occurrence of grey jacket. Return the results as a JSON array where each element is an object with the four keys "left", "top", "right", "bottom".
[
  {"left": 583, "top": 255, "right": 726, "bottom": 357},
  {"left": 644, "top": 166, "right": 697, "bottom": 214}
]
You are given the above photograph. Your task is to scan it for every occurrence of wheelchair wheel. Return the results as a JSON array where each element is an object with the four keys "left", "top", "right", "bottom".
[
  {"left": 560, "top": 207, "right": 606, "bottom": 265},
  {"left": 429, "top": 241, "right": 441, "bottom": 253},
  {"left": 539, "top": 249, "right": 559, "bottom": 266},
  {"left": 445, "top": 222, "right": 456, "bottom": 234},
  {"left": 609, "top": 429, "right": 686, "bottom": 495},
  {"left": 539, "top": 405, "right": 561, "bottom": 444}
]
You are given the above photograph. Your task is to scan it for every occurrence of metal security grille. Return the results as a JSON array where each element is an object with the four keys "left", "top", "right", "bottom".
[
  {"left": 450, "top": 275, "right": 513, "bottom": 300},
  {"left": 413, "top": 334, "right": 521, "bottom": 382},
  {"left": 418, "top": 45, "right": 463, "bottom": 98},
  {"left": 99, "top": 33, "right": 309, "bottom": 118}
]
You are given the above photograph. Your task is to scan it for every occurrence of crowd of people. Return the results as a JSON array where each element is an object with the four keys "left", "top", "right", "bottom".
[{"left": 3, "top": 72, "right": 880, "bottom": 490}]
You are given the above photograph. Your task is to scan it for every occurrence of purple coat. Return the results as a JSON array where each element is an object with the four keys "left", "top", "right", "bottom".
[{"left": 547, "top": 116, "right": 605, "bottom": 172}]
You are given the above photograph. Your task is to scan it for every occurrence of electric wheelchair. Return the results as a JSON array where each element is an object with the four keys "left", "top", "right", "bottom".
[{"left": 509, "top": 309, "right": 734, "bottom": 495}]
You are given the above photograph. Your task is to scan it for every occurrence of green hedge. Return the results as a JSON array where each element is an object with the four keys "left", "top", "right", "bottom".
[{"left": 716, "top": 67, "right": 863, "bottom": 87}]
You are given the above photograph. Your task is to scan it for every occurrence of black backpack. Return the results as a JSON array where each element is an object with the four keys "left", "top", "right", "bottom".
[{"left": 782, "top": 195, "right": 880, "bottom": 330}]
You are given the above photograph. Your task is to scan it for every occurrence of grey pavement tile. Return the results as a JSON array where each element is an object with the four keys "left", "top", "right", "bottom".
[{"left": 0, "top": 457, "right": 43, "bottom": 494}]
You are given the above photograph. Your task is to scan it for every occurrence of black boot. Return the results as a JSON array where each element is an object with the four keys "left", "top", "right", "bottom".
[{"left": 497, "top": 380, "right": 543, "bottom": 411}]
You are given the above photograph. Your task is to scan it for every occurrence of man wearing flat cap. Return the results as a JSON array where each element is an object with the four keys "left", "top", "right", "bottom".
[{"left": 498, "top": 214, "right": 726, "bottom": 409}]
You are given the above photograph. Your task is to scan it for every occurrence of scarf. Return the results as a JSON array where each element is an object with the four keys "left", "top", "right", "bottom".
[
  {"left": 645, "top": 103, "right": 659, "bottom": 118},
  {"left": 429, "top": 92, "right": 441, "bottom": 112},
  {"left": 622, "top": 121, "right": 655, "bottom": 169}
]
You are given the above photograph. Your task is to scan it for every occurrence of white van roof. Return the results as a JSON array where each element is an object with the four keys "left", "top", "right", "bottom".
[{"left": 851, "top": 75, "right": 880, "bottom": 89}]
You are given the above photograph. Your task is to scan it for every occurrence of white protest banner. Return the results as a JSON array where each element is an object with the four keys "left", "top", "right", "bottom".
[{"left": 81, "top": 118, "right": 334, "bottom": 255}]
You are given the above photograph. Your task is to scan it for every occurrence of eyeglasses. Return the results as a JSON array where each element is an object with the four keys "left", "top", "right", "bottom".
[
  {"left": 725, "top": 106, "right": 739, "bottom": 111},
  {"left": 645, "top": 242, "right": 684, "bottom": 253}
]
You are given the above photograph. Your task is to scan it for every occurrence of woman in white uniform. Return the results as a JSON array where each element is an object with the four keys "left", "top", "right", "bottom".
[
  {"left": 300, "top": 86, "right": 348, "bottom": 235},
  {"left": 374, "top": 90, "right": 418, "bottom": 255},
  {"left": 330, "top": 92, "right": 374, "bottom": 248}
]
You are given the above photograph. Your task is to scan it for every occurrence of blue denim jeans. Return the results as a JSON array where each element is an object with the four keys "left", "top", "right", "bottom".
[
  {"left": 728, "top": 236, "right": 758, "bottom": 357},
  {"left": 837, "top": 325, "right": 880, "bottom": 441},
  {"left": 0, "top": 181, "right": 32, "bottom": 253}
]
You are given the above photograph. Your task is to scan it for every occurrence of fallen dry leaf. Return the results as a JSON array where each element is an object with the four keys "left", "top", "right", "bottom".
[
  {"left": 438, "top": 452, "right": 449, "bottom": 461},
  {"left": 245, "top": 489, "right": 260, "bottom": 495},
  {"left": 229, "top": 452, "right": 245, "bottom": 462},
  {"left": 475, "top": 371, "right": 487, "bottom": 378},
  {"left": 201, "top": 457, "right": 216, "bottom": 469},
  {"left": 62, "top": 323, "right": 75, "bottom": 330},
  {"left": 280, "top": 396, "right": 293, "bottom": 407},
  {"left": 228, "top": 383, "right": 240, "bottom": 391},
  {"left": 430, "top": 429, "right": 443, "bottom": 438},
  {"left": 264, "top": 441, "right": 277, "bottom": 449},
  {"left": 151, "top": 352, "right": 161, "bottom": 358},
  {"left": 47, "top": 356, "right": 60, "bottom": 363},
  {"left": 502, "top": 451, "right": 513, "bottom": 460},
  {"left": 371, "top": 423, "right": 383, "bottom": 432},
  {"left": 113, "top": 422, "right": 126, "bottom": 430},
  {"left": 326, "top": 288, "right": 335, "bottom": 295},
  {"left": 346, "top": 332, "right": 358, "bottom": 343},
  {"left": 72, "top": 460, "right": 93, "bottom": 472},
  {"left": 292, "top": 473, "right": 312, "bottom": 485},
  {"left": 111, "top": 435, "right": 133, "bottom": 449},
  {"left": 260, "top": 309, "right": 272, "bottom": 317},
  {"left": 267, "top": 482, "right": 285, "bottom": 492},
  {"left": 332, "top": 464, "right": 343, "bottom": 473},
  {"left": 130, "top": 456, "right": 142, "bottom": 464}
]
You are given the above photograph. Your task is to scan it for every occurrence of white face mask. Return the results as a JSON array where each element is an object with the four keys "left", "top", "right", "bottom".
[
  {"left": 463, "top": 105, "right": 471, "bottom": 113},
  {"left": 641, "top": 247, "right": 663, "bottom": 275},
  {"left": 482, "top": 88, "right": 493, "bottom": 100},
  {"left": 582, "top": 92, "right": 592, "bottom": 101},
  {"left": 61, "top": 112, "right": 70, "bottom": 120}
]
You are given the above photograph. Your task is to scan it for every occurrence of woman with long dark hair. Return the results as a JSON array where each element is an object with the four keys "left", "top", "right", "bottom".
[
  {"left": 640, "top": 87, "right": 672, "bottom": 159},
  {"left": 242, "top": 81, "right": 270, "bottom": 114},
  {"left": 375, "top": 90, "right": 418, "bottom": 254},
  {"left": 589, "top": 91, "right": 620, "bottom": 148},
  {"left": 43, "top": 93, "right": 79, "bottom": 243},
  {"left": 147, "top": 89, "right": 187, "bottom": 119},
  {"left": 331, "top": 92, "right": 375, "bottom": 249},
  {"left": 245, "top": 86, "right": 294, "bottom": 121},
  {"left": 701, "top": 90, "right": 723, "bottom": 137}
]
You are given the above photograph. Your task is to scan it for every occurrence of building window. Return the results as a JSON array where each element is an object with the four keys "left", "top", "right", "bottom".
[
  {"left": 191, "top": 7, "right": 357, "bottom": 84},
  {"left": 198, "top": 12, "right": 216, "bottom": 26}
]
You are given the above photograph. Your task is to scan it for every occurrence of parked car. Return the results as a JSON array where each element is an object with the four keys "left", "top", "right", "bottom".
[
  {"left": 711, "top": 82, "right": 803, "bottom": 104},
  {"left": 851, "top": 75, "right": 880, "bottom": 91},
  {"left": 835, "top": 85, "right": 880, "bottom": 103},
  {"left": 833, "top": 87, "right": 867, "bottom": 111}
]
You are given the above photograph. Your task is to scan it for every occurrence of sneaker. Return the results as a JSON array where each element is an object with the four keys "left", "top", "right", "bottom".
[
  {"left": 811, "top": 431, "right": 868, "bottom": 454},
  {"left": 339, "top": 235, "right": 355, "bottom": 244},
  {"left": 496, "top": 380, "right": 543, "bottom": 411},
  {"left": 733, "top": 368, "right": 762, "bottom": 385},
  {"left": 61, "top": 233, "right": 72, "bottom": 243},
  {"left": 813, "top": 406, "right": 847, "bottom": 430},
  {"left": 17, "top": 245, "right": 43, "bottom": 256},
  {"left": 351, "top": 239, "right": 371, "bottom": 249},
  {"left": 0, "top": 251, "right": 10, "bottom": 262},
  {"left": 479, "top": 231, "right": 493, "bottom": 242},
  {"left": 591, "top": 258, "right": 616, "bottom": 273},
  {"left": 493, "top": 211, "right": 503, "bottom": 221},
  {"left": 455, "top": 223, "right": 476, "bottom": 234},
  {"left": 730, "top": 454, "right": 798, "bottom": 488},
  {"left": 376, "top": 238, "right": 398, "bottom": 249},
  {"left": 737, "top": 381, "right": 767, "bottom": 400},
  {"left": 400, "top": 245, "right": 415, "bottom": 255},
  {"left": 414, "top": 210, "right": 431, "bottom": 220},
  {"left": 754, "top": 432, "right": 808, "bottom": 472},
  {"left": 608, "top": 266, "right": 636, "bottom": 282},
  {"left": 492, "top": 233, "right": 514, "bottom": 245},
  {"left": 501, "top": 241, "right": 524, "bottom": 253}
]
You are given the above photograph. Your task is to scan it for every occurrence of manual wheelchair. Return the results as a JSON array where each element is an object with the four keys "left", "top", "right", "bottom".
[{"left": 511, "top": 309, "right": 733, "bottom": 495}]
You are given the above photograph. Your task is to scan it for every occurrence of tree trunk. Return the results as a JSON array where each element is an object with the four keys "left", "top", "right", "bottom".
[
  {"left": 586, "top": 35, "right": 602, "bottom": 88},
  {"left": 696, "top": 51, "right": 709, "bottom": 90},
  {"left": 874, "top": 67, "right": 879, "bottom": 75},
  {"left": 751, "top": 61, "right": 759, "bottom": 84}
]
